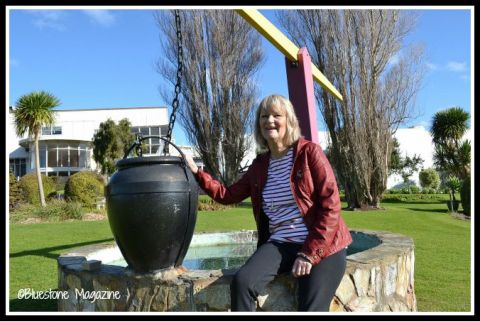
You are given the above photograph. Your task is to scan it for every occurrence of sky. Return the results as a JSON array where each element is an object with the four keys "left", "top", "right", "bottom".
[{"left": 7, "top": 6, "right": 473, "bottom": 146}]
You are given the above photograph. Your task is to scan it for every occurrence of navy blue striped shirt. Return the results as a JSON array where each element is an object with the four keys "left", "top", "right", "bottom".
[{"left": 262, "top": 148, "right": 308, "bottom": 244}]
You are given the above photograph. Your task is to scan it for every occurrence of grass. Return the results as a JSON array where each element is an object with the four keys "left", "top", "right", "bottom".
[
  {"left": 341, "top": 201, "right": 471, "bottom": 312},
  {"left": 9, "top": 220, "right": 114, "bottom": 311},
  {"left": 8, "top": 196, "right": 471, "bottom": 312}
]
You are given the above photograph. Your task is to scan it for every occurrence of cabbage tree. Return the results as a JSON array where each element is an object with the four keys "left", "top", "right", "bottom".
[{"left": 13, "top": 91, "right": 60, "bottom": 207}]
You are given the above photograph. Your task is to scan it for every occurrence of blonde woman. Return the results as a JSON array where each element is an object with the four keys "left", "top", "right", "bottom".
[{"left": 185, "top": 94, "right": 352, "bottom": 311}]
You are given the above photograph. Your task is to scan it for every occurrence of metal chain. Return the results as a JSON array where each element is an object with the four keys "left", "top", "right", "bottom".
[{"left": 163, "top": 9, "right": 183, "bottom": 155}]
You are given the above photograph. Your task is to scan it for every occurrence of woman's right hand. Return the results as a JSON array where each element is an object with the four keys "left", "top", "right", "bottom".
[{"left": 184, "top": 153, "right": 199, "bottom": 174}]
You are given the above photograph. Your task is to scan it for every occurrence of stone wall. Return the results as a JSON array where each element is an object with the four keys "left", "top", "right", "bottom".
[{"left": 57, "top": 230, "right": 416, "bottom": 312}]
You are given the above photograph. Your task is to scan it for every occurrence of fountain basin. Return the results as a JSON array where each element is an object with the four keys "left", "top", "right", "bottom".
[{"left": 57, "top": 230, "right": 416, "bottom": 312}]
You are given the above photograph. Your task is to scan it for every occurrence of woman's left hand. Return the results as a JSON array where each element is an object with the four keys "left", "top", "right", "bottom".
[{"left": 291, "top": 257, "right": 312, "bottom": 278}]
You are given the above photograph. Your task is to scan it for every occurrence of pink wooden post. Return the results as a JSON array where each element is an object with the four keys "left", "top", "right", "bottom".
[{"left": 285, "top": 47, "right": 319, "bottom": 144}]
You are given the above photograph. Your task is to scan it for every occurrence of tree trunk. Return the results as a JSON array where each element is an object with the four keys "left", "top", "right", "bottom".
[{"left": 34, "top": 133, "right": 46, "bottom": 207}]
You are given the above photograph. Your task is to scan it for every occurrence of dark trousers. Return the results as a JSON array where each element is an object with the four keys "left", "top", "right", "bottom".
[{"left": 230, "top": 241, "right": 346, "bottom": 312}]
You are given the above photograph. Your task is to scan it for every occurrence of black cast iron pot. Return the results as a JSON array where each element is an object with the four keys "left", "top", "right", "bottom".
[{"left": 105, "top": 136, "right": 198, "bottom": 273}]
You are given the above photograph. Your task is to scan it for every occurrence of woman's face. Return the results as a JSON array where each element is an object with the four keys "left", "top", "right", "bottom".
[{"left": 259, "top": 103, "right": 287, "bottom": 145}]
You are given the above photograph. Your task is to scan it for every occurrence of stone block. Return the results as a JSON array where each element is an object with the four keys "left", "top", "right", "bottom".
[
  {"left": 336, "top": 274, "right": 356, "bottom": 305},
  {"left": 82, "top": 260, "right": 102, "bottom": 271},
  {"left": 257, "top": 275, "right": 296, "bottom": 311}
]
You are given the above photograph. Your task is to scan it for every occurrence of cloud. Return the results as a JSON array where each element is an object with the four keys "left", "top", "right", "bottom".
[
  {"left": 446, "top": 61, "right": 467, "bottom": 72},
  {"left": 426, "top": 62, "right": 437, "bottom": 71},
  {"left": 26, "top": 10, "right": 67, "bottom": 31},
  {"left": 83, "top": 10, "right": 116, "bottom": 27},
  {"left": 387, "top": 53, "right": 400, "bottom": 67}
]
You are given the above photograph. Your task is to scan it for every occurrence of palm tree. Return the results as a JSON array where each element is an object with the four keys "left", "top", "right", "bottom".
[
  {"left": 445, "top": 175, "right": 461, "bottom": 212},
  {"left": 13, "top": 91, "right": 60, "bottom": 207},
  {"left": 430, "top": 107, "right": 470, "bottom": 180}
]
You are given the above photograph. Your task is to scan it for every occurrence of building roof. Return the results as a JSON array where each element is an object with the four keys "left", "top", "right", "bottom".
[
  {"left": 9, "top": 106, "right": 167, "bottom": 113},
  {"left": 52, "top": 106, "right": 167, "bottom": 112}
]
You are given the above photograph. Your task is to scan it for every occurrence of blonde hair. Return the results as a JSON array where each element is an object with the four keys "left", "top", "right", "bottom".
[{"left": 254, "top": 94, "right": 301, "bottom": 153}]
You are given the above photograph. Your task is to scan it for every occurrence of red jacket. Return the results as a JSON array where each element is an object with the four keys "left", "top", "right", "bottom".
[{"left": 194, "top": 137, "right": 352, "bottom": 265}]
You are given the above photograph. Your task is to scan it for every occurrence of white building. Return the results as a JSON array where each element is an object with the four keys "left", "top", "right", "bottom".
[
  {"left": 7, "top": 105, "right": 471, "bottom": 190},
  {"left": 6, "top": 106, "right": 192, "bottom": 179}
]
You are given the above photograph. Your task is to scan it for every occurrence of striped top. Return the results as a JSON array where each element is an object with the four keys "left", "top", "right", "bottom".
[{"left": 262, "top": 148, "right": 308, "bottom": 244}]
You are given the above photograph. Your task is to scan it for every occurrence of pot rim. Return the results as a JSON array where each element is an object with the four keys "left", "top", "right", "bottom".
[{"left": 116, "top": 156, "right": 183, "bottom": 168}]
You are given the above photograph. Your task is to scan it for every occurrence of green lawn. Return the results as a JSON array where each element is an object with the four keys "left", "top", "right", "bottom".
[{"left": 9, "top": 198, "right": 471, "bottom": 312}]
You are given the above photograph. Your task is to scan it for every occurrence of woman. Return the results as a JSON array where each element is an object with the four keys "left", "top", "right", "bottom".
[{"left": 184, "top": 94, "right": 352, "bottom": 311}]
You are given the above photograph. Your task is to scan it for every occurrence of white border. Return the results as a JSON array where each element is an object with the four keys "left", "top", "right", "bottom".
[{"left": 6, "top": 5, "right": 474, "bottom": 316}]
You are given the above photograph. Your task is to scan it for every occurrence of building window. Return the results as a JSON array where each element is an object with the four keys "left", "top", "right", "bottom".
[
  {"left": 48, "top": 147, "right": 57, "bottom": 167},
  {"left": 58, "top": 144, "right": 69, "bottom": 167},
  {"left": 151, "top": 127, "right": 159, "bottom": 136},
  {"left": 40, "top": 143, "right": 90, "bottom": 171},
  {"left": 52, "top": 126, "right": 62, "bottom": 135},
  {"left": 39, "top": 145, "right": 46, "bottom": 168},
  {"left": 131, "top": 126, "right": 167, "bottom": 155},
  {"left": 151, "top": 137, "right": 160, "bottom": 154},
  {"left": 80, "top": 150, "right": 88, "bottom": 168},
  {"left": 160, "top": 125, "right": 168, "bottom": 136},
  {"left": 70, "top": 147, "right": 79, "bottom": 167},
  {"left": 9, "top": 158, "right": 26, "bottom": 178},
  {"left": 42, "top": 126, "right": 62, "bottom": 135}
]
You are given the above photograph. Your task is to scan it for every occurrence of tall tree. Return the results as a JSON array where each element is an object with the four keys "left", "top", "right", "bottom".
[
  {"left": 388, "top": 138, "right": 402, "bottom": 175},
  {"left": 155, "top": 10, "right": 265, "bottom": 185},
  {"left": 13, "top": 91, "right": 60, "bottom": 207},
  {"left": 389, "top": 138, "right": 424, "bottom": 190},
  {"left": 430, "top": 107, "right": 470, "bottom": 180},
  {"left": 278, "top": 10, "right": 425, "bottom": 209},
  {"left": 92, "top": 118, "right": 135, "bottom": 176},
  {"left": 395, "top": 154, "right": 424, "bottom": 187}
]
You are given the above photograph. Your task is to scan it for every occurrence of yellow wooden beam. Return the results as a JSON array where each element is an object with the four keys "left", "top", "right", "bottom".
[{"left": 236, "top": 9, "right": 343, "bottom": 101}]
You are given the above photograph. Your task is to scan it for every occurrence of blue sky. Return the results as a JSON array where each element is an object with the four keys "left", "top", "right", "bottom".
[{"left": 7, "top": 7, "right": 472, "bottom": 146}]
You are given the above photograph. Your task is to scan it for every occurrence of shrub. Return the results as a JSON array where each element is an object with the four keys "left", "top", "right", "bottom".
[
  {"left": 419, "top": 168, "right": 441, "bottom": 191},
  {"left": 460, "top": 175, "right": 471, "bottom": 216},
  {"left": 410, "top": 185, "right": 421, "bottom": 194},
  {"left": 18, "top": 172, "right": 56, "bottom": 205},
  {"left": 385, "top": 189, "right": 402, "bottom": 195},
  {"left": 421, "top": 187, "right": 437, "bottom": 194},
  {"left": 445, "top": 176, "right": 461, "bottom": 200},
  {"left": 9, "top": 170, "right": 25, "bottom": 209},
  {"left": 31, "top": 199, "right": 65, "bottom": 220},
  {"left": 18, "top": 200, "right": 84, "bottom": 222},
  {"left": 9, "top": 199, "right": 84, "bottom": 223},
  {"left": 64, "top": 171, "right": 105, "bottom": 208},
  {"left": 381, "top": 193, "right": 450, "bottom": 203},
  {"left": 9, "top": 203, "right": 38, "bottom": 224},
  {"left": 198, "top": 196, "right": 234, "bottom": 211},
  {"left": 62, "top": 201, "right": 84, "bottom": 220}
]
